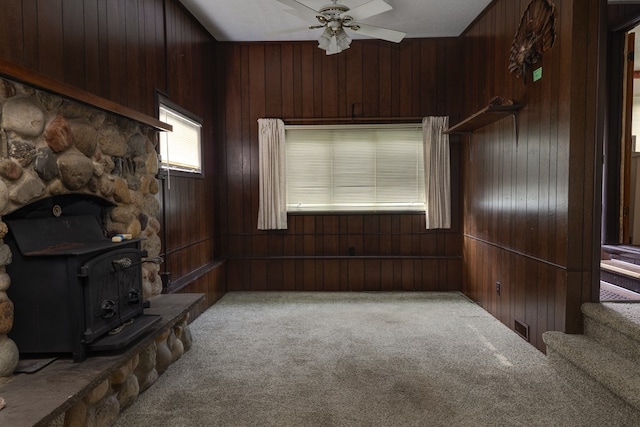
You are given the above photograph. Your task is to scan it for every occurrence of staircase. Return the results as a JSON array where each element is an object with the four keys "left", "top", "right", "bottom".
[{"left": 543, "top": 302, "right": 640, "bottom": 416}]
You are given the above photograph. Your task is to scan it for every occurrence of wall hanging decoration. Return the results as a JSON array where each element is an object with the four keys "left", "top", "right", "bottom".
[{"left": 508, "top": 0, "right": 557, "bottom": 80}]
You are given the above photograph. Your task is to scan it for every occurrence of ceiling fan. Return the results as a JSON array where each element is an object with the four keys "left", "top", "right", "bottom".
[{"left": 275, "top": 0, "right": 406, "bottom": 55}]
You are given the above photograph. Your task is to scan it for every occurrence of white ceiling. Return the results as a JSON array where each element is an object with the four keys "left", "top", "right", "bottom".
[{"left": 178, "top": 0, "right": 494, "bottom": 42}]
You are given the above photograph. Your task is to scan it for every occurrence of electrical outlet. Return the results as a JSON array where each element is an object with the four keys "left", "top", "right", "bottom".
[{"left": 496, "top": 281, "right": 501, "bottom": 296}]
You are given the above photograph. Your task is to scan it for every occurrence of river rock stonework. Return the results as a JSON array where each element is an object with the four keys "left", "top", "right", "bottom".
[
  {"left": 0, "top": 77, "right": 165, "bottom": 380},
  {"left": 44, "top": 313, "right": 191, "bottom": 427}
]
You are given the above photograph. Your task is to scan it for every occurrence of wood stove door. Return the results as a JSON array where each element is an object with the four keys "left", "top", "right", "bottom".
[{"left": 80, "top": 246, "right": 144, "bottom": 343}]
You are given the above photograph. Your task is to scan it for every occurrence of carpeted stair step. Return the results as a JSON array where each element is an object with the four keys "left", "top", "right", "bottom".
[
  {"left": 581, "top": 302, "right": 640, "bottom": 360},
  {"left": 543, "top": 331, "right": 640, "bottom": 411}
]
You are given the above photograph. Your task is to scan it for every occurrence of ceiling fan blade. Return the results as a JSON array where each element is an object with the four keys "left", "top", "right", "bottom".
[
  {"left": 267, "top": 26, "right": 317, "bottom": 36},
  {"left": 349, "top": 23, "right": 406, "bottom": 43},
  {"left": 346, "top": 0, "right": 393, "bottom": 21},
  {"left": 275, "top": 0, "right": 319, "bottom": 17},
  {"left": 282, "top": 7, "right": 319, "bottom": 23}
]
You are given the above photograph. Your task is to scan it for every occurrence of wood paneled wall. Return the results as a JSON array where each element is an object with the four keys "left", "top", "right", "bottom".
[
  {"left": 609, "top": 4, "right": 640, "bottom": 30},
  {"left": 0, "top": 0, "right": 225, "bottom": 308},
  {"left": 0, "top": 0, "right": 610, "bottom": 349},
  {"left": 158, "top": 0, "right": 220, "bottom": 295},
  {"left": 217, "top": 40, "right": 463, "bottom": 291},
  {"left": 460, "top": 0, "right": 605, "bottom": 351},
  {"left": 0, "top": 0, "right": 167, "bottom": 117}
]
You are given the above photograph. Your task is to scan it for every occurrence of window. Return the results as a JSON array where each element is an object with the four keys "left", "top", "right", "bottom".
[
  {"left": 158, "top": 97, "right": 203, "bottom": 175},
  {"left": 285, "top": 124, "right": 424, "bottom": 213}
]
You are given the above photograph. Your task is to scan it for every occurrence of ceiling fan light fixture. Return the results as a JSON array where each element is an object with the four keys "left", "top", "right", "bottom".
[
  {"left": 318, "top": 27, "right": 334, "bottom": 50},
  {"left": 335, "top": 28, "right": 351, "bottom": 50},
  {"left": 317, "top": 27, "right": 350, "bottom": 55},
  {"left": 324, "top": 36, "right": 341, "bottom": 55},
  {"left": 326, "top": 46, "right": 340, "bottom": 55}
]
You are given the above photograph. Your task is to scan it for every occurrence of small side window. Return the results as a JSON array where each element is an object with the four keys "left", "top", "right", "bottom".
[{"left": 158, "top": 96, "right": 203, "bottom": 175}]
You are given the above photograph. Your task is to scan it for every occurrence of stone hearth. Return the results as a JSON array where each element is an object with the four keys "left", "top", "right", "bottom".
[
  {"left": 0, "top": 293, "right": 203, "bottom": 427},
  {"left": 0, "top": 76, "right": 165, "bottom": 379}
]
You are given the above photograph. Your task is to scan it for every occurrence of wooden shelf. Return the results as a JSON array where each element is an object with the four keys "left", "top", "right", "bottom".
[
  {"left": 0, "top": 59, "right": 171, "bottom": 132},
  {"left": 444, "top": 104, "right": 524, "bottom": 134}
]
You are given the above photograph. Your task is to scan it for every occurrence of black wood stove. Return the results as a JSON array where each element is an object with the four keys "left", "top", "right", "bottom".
[{"left": 4, "top": 195, "right": 160, "bottom": 362}]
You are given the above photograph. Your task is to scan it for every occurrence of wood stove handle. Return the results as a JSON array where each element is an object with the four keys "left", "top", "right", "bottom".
[
  {"left": 112, "top": 257, "right": 133, "bottom": 269},
  {"left": 128, "top": 289, "right": 141, "bottom": 305},
  {"left": 101, "top": 300, "right": 117, "bottom": 319}
]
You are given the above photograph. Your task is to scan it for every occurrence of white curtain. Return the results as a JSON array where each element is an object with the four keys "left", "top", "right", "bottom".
[
  {"left": 422, "top": 116, "right": 451, "bottom": 229},
  {"left": 257, "top": 118, "right": 288, "bottom": 230}
]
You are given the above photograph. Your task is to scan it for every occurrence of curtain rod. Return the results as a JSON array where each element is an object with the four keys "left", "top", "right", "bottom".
[{"left": 282, "top": 117, "right": 424, "bottom": 124}]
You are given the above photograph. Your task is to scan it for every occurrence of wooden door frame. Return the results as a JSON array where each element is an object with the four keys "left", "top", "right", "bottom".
[
  {"left": 622, "top": 32, "right": 634, "bottom": 244},
  {"left": 603, "top": 12, "right": 640, "bottom": 246}
]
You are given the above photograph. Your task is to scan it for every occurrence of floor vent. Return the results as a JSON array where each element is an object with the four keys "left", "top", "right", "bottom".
[{"left": 514, "top": 318, "right": 530, "bottom": 342}]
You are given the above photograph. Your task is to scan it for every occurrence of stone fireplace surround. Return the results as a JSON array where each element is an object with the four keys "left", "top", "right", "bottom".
[{"left": 0, "top": 74, "right": 196, "bottom": 425}]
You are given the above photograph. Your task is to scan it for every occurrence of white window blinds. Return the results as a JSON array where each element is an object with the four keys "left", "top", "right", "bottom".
[
  {"left": 286, "top": 124, "right": 425, "bottom": 212},
  {"left": 159, "top": 104, "right": 202, "bottom": 174}
]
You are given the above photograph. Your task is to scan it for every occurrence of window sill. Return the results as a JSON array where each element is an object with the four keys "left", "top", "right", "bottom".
[
  {"left": 287, "top": 210, "right": 425, "bottom": 216},
  {"left": 157, "top": 168, "right": 204, "bottom": 180}
]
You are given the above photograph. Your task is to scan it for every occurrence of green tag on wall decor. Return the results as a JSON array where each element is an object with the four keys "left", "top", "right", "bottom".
[{"left": 533, "top": 67, "right": 542, "bottom": 82}]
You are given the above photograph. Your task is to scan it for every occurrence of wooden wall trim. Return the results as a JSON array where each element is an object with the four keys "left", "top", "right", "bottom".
[
  {"left": 464, "top": 234, "right": 566, "bottom": 271},
  {"left": 166, "top": 259, "right": 226, "bottom": 293},
  {"left": 227, "top": 255, "right": 461, "bottom": 260},
  {"left": 161, "top": 237, "right": 216, "bottom": 256},
  {"left": 0, "top": 59, "right": 171, "bottom": 131},
  {"left": 283, "top": 116, "right": 424, "bottom": 124}
]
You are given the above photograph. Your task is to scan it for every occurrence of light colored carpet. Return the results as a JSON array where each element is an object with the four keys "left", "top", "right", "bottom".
[{"left": 115, "top": 292, "right": 638, "bottom": 426}]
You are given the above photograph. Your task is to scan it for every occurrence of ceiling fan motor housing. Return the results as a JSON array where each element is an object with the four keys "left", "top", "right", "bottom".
[
  {"left": 318, "top": 3, "right": 350, "bottom": 16},
  {"left": 317, "top": 3, "right": 353, "bottom": 33}
]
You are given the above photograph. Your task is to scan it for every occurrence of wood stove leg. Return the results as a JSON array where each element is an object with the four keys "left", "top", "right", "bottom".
[{"left": 72, "top": 345, "right": 87, "bottom": 363}]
